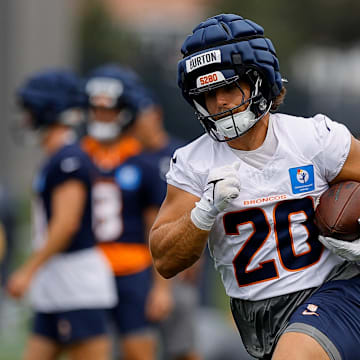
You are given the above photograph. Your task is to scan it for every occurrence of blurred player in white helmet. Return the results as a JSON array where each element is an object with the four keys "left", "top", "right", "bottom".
[{"left": 81, "top": 64, "right": 173, "bottom": 360}]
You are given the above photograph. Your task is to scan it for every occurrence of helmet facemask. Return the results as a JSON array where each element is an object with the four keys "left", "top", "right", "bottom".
[
  {"left": 191, "top": 69, "right": 271, "bottom": 142},
  {"left": 87, "top": 107, "right": 133, "bottom": 143},
  {"left": 85, "top": 76, "right": 135, "bottom": 142}
]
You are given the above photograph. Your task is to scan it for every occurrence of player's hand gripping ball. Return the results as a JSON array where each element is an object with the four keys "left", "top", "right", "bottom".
[
  {"left": 314, "top": 181, "right": 360, "bottom": 241},
  {"left": 315, "top": 181, "right": 360, "bottom": 262}
]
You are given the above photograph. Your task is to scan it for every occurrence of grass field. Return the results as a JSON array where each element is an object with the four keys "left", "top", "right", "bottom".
[{"left": 0, "top": 296, "right": 30, "bottom": 360}]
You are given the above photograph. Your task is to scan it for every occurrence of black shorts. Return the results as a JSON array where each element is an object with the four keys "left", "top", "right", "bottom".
[
  {"left": 286, "top": 275, "right": 360, "bottom": 360},
  {"left": 230, "top": 262, "right": 360, "bottom": 359},
  {"left": 32, "top": 308, "right": 108, "bottom": 345}
]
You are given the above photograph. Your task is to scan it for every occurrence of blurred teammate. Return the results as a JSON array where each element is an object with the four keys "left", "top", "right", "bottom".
[
  {"left": 81, "top": 64, "right": 173, "bottom": 360},
  {"left": 150, "top": 14, "right": 360, "bottom": 360},
  {"left": 7, "top": 69, "right": 117, "bottom": 360},
  {"left": 130, "top": 86, "right": 202, "bottom": 360}
]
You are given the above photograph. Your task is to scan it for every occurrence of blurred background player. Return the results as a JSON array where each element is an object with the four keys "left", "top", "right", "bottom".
[
  {"left": 150, "top": 13, "right": 360, "bottom": 360},
  {"left": 7, "top": 69, "right": 117, "bottom": 360},
  {"left": 127, "top": 82, "right": 202, "bottom": 360},
  {"left": 81, "top": 63, "right": 173, "bottom": 360}
]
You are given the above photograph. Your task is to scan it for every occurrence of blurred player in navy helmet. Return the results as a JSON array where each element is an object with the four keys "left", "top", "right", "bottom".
[
  {"left": 7, "top": 69, "right": 117, "bottom": 360},
  {"left": 81, "top": 63, "right": 173, "bottom": 360},
  {"left": 150, "top": 13, "right": 360, "bottom": 360}
]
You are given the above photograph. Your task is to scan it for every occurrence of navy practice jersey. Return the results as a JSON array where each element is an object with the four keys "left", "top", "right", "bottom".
[
  {"left": 117, "top": 137, "right": 184, "bottom": 232},
  {"left": 82, "top": 136, "right": 184, "bottom": 275},
  {"left": 32, "top": 143, "right": 95, "bottom": 253},
  {"left": 114, "top": 136, "right": 185, "bottom": 243},
  {"left": 133, "top": 136, "right": 185, "bottom": 185}
]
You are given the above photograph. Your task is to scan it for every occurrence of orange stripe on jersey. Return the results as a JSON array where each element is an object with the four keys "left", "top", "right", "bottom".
[
  {"left": 98, "top": 242, "right": 152, "bottom": 276},
  {"left": 81, "top": 136, "right": 142, "bottom": 170}
]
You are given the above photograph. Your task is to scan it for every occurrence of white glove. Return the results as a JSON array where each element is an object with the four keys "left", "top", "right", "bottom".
[
  {"left": 318, "top": 235, "right": 360, "bottom": 262},
  {"left": 191, "top": 162, "right": 241, "bottom": 231}
]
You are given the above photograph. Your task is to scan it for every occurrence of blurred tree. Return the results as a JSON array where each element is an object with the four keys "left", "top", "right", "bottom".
[
  {"left": 77, "top": 0, "right": 360, "bottom": 140},
  {"left": 210, "top": 0, "right": 360, "bottom": 73},
  {"left": 208, "top": 0, "right": 360, "bottom": 130},
  {"left": 76, "top": 0, "right": 142, "bottom": 74},
  {"left": 76, "top": 0, "right": 203, "bottom": 141}
]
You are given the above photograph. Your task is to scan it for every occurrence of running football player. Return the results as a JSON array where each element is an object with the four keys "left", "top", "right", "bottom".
[{"left": 150, "top": 14, "right": 360, "bottom": 360}]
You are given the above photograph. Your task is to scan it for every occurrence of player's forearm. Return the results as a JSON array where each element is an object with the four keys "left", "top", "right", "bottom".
[
  {"left": 150, "top": 212, "right": 209, "bottom": 278},
  {"left": 153, "top": 268, "right": 171, "bottom": 286}
]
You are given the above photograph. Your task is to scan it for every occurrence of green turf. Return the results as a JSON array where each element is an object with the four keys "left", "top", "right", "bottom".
[{"left": 0, "top": 298, "right": 30, "bottom": 360}]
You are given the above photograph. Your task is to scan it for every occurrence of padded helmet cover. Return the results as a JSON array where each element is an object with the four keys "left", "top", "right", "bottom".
[
  {"left": 17, "top": 69, "right": 84, "bottom": 129},
  {"left": 178, "top": 14, "right": 282, "bottom": 107}
]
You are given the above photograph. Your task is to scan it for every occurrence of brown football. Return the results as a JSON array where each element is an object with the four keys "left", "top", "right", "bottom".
[{"left": 314, "top": 181, "right": 360, "bottom": 241}]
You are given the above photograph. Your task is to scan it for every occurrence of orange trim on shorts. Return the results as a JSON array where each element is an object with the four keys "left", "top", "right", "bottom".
[
  {"left": 98, "top": 242, "right": 153, "bottom": 276},
  {"left": 81, "top": 136, "right": 142, "bottom": 170}
]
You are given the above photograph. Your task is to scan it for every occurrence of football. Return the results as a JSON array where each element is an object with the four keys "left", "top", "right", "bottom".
[{"left": 314, "top": 181, "right": 360, "bottom": 241}]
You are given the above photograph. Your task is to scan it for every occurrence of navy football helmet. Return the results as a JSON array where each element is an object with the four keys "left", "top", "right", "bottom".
[
  {"left": 178, "top": 14, "right": 283, "bottom": 141},
  {"left": 84, "top": 64, "right": 142, "bottom": 142},
  {"left": 17, "top": 69, "right": 85, "bottom": 130}
]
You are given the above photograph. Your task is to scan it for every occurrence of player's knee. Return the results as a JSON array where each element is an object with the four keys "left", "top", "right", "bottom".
[{"left": 272, "top": 332, "right": 330, "bottom": 360}]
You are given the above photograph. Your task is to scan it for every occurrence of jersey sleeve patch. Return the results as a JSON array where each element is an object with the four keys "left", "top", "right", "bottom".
[
  {"left": 48, "top": 152, "right": 92, "bottom": 190},
  {"left": 60, "top": 157, "right": 81, "bottom": 173}
]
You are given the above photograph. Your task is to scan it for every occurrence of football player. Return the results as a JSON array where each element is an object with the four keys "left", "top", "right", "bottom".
[
  {"left": 129, "top": 85, "right": 203, "bottom": 360},
  {"left": 81, "top": 64, "right": 173, "bottom": 360},
  {"left": 150, "top": 14, "right": 360, "bottom": 360},
  {"left": 7, "top": 69, "right": 117, "bottom": 360}
]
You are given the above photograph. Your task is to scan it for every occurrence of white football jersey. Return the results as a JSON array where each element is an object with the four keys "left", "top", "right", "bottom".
[{"left": 167, "top": 113, "right": 352, "bottom": 300}]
